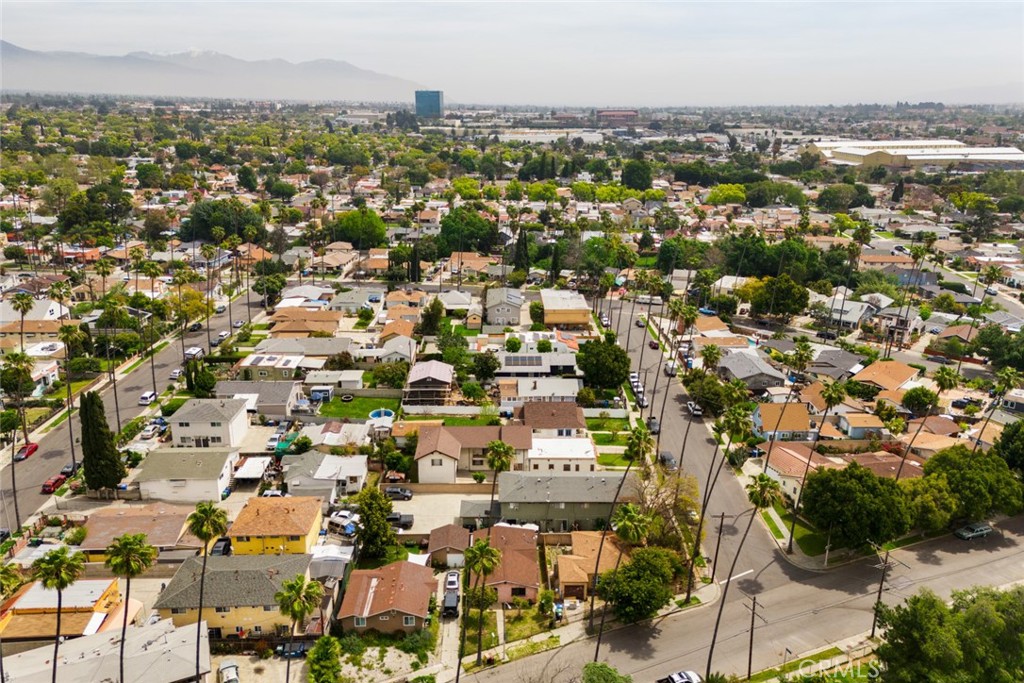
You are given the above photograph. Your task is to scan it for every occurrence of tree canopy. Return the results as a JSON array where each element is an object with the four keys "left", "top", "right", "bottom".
[
  {"left": 79, "top": 391, "right": 126, "bottom": 490},
  {"left": 577, "top": 338, "right": 631, "bottom": 389},
  {"left": 801, "top": 462, "right": 911, "bottom": 548}
]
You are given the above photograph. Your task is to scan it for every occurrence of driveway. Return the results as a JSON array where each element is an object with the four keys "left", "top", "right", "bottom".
[{"left": 392, "top": 492, "right": 493, "bottom": 535}]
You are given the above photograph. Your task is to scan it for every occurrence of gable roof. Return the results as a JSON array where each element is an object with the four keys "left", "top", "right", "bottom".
[
  {"left": 719, "top": 352, "right": 786, "bottom": 381},
  {"left": 852, "top": 361, "right": 918, "bottom": 391},
  {"left": 756, "top": 402, "right": 812, "bottom": 432},
  {"left": 486, "top": 527, "right": 540, "bottom": 590},
  {"left": 80, "top": 504, "right": 196, "bottom": 552},
  {"left": 557, "top": 531, "right": 628, "bottom": 585},
  {"left": 227, "top": 496, "right": 322, "bottom": 538},
  {"left": 485, "top": 287, "right": 524, "bottom": 309},
  {"left": 427, "top": 524, "right": 471, "bottom": 554},
  {"left": 338, "top": 561, "right": 435, "bottom": 620},
  {"left": 415, "top": 424, "right": 533, "bottom": 460},
  {"left": 154, "top": 555, "right": 311, "bottom": 609},
  {"left": 515, "top": 402, "right": 586, "bottom": 430},
  {"left": 380, "top": 319, "right": 415, "bottom": 341},
  {"left": 498, "top": 472, "right": 636, "bottom": 504},
  {"left": 408, "top": 360, "right": 454, "bottom": 385}
]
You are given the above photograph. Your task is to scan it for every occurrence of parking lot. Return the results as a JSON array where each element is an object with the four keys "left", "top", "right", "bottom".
[{"left": 390, "top": 492, "right": 492, "bottom": 535}]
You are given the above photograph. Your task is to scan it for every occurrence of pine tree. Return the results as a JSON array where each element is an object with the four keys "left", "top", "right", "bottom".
[
  {"left": 514, "top": 229, "right": 530, "bottom": 271},
  {"left": 891, "top": 178, "right": 905, "bottom": 203},
  {"left": 549, "top": 243, "right": 561, "bottom": 284},
  {"left": 79, "top": 392, "right": 126, "bottom": 491}
]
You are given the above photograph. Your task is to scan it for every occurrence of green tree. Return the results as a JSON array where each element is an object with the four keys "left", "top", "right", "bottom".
[
  {"left": 706, "top": 184, "right": 747, "bottom": 205},
  {"left": 801, "top": 463, "right": 912, "bottom": 548},
  {"left": 991, "top": 418, "right": 1024, "bottom": 472},
  {"left": 900, "top": 386, "right": 938, "bottom": 416},
  {"left": 355, "top": 486, "right": 396, "bottom": 558},
  {"left": 749, "top": 274, "right": 809, "bottom": 320},
  {"left": 536, "top": 339, "right": 553, "bottom": 353},
  {"left": 583, "top": 662, "right": 633, "bottom": 683},
  {"left": 307, "top": 636, "right": 343, "bottom": 683},
  {"left": 621, "top": 159, "right": 653, "bottom": 191},
  {"left": 922, "top": 445, "right": 1023, "bottom": 521},
  {"left": 463, "top": 538, "right": 502, "bottom": 665},
  {"left": 901, "top": 475, "right": 957, "bottom": 532},
  {"left": 333, "top": 207, "right": 387, "bottom": 249},
  {"left": 79, "top": 391, "right": 126, "bottom": 490},
  {"left": 505, "top": 336, "right": 522, "bottom": 353},
  {"left": 105, "top": 533, "right": 157, "bottom": 683},
  {"left": 529, "top": 300, "right": 545, "bottom": 324},
  {"left": 374, "top": 361, "right": 410, "bottom": 389},
  {"left": 472, "top": 351, "right": 500, "bottom": 382},
  {"left": 419, "top": 297, "right": 444, "bottom": 336},
  {"left": 484, "top": 440, "right": 515, "bottom": 527},
  {"left": 577, "top": 338, "right": 631, "bottom": 389},
  {"left": 1, "top": 409, "right": 21, "bottom": 530},
  {"left": 11, "top": 291, "right": 35, "bottom": 352},
  {"left": 186, "top": 501, "right": 228, "bottom": 683},
  {"left": 596, "top": 547, "right": 681, "bottom": 623},
  {"left": 275, "top": 574, "right": 325, "bottom": 683},
  {"left": 32, "top": 546, "right": 86, "bottom": 683}
]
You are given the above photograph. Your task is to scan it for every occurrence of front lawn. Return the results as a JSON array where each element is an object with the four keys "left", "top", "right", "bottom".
[
  {"left": 773, "top": 501, "right": 827, "bottom": 556},
  {"left": 503, "top": 606, "right": 551, "bottom": 643},
  {"left": 593, "top": 432, "right": 629, "bottom": 446},
  {"left": 321, "top": 396, "right": 401, "bottom": 419},
  {"left": 597, "top": 452, "right": 632, "bottom": 467},
  {"left": 586, "top": 417, "right": 631, "bottom": 432},
  {"left": 355, "top": 543, "right": 413, "bottom": 570},
  {"left": 462, "top": 610, "right": 498, "bottom": 656}
]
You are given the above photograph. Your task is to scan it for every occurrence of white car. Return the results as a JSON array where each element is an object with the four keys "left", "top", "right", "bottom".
[
  {"left": 330, "top": 510, "right": 360, "bottom": 525},
  {"left": 265, "top": 434, "right": 282, "bottom": 451},
  {"left": 218, "top": 660, "right": 240, "bottom": 683},
  {"left": 139, "top": 425, "right": 159, "bottom": 440},
  {"left": 138, "top": 391, "right": 157, "bottom": 406}
]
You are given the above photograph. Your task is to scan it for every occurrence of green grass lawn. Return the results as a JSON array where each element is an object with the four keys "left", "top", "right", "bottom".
[
  {"left": 25, "top": 407, "right": 54, "bottom": 427},
  {"left": 252, "top": 323, "right": 270, "bottom": 330},
  {"left": 761, "top": 511, "right": 784, "bottom": 539},
  {"left": 441, "top": 317, "right": 477, "bottom": 337},
  {"left": 593, "top": 432, "right": 629, "bottom": 446},
  {"left": 320, "top": 396, "right": 401, "bottom": 419},
  {"left": 353, "top": 319, "right": 370, "bottom": 329},
  {"left": 586, "top": 417, "right": 631, "bottom": 432},
  {"left": 362, "top": 370, "right": 377, "bottom": 388},
  {"left": 597, "top": 452, "right": 632, "bottom": 467},
  {"left": 462, "top": 610, "right": 499, "bottom": 656},
  {"left": 397, "top": 414, "right": 496, "bottom": 427},
  {"left": 355, "top": 544, "right": 413, "bottom": 570},
  {"left": 748, "top": 647, "right": 845, "bottom": 682},
  {"left": 502, "top": 607, "right": 551, "bottom": 643},
  {"left": 773, "top": 501, "right": 827, "bottom": 556},
  {"left": 69, "top": 378, "right": 95, "bottom": 396}
]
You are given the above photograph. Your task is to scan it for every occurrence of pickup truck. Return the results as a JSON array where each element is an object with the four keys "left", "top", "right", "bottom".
[{"left": 387, "top": 512, "right": 415, "bottom": 529}]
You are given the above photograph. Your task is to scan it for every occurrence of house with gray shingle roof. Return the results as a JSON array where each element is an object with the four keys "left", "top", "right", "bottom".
[
  {"left": 170, "top": 399, "right": 249, "bottom": 448},
  {"left": 717, "top": 352, "right": 786, "bottom": 391},
  {"left": 134, "top": 447, "right": 239, "bottom": 503}
]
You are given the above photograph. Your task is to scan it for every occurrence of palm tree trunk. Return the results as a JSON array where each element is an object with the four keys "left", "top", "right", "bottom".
[
  {"left": 9, "top": 439, "right": 21, "bottom": 531},
  {"left": 65, "top": 355, "right": 77, "bottom": 470},
  {"left": 52, "top": 589, "right": 63, "bottom": 683},
  {"left": 971, "top": 401, "right": 1000, "bottom": 457},
  {"left": 685, "top": 440, "right": 727, "bottom": 603},
  {"left": 284, "top": 620, "right": 295, "bottom": 683},
  {"left": 593, "top": 544, "right": 626, "bottom": 660},
  {"left": 761, "top": 385, "right": 797, "bottom": 475},
  {"left": 705, "top": 507, "right": 757, "bottom": 680},
  {"left": 586, "top": 457, "right": 636, "bottom": 630},
  {"left": 195, "top": 549, "right": 208, "bottom": 682},
  {"left": 245, "top": 267, "right": 252, "bottom": 325},
  {"left": 120, "top": 576, "right": 131, "bottom": 683}
]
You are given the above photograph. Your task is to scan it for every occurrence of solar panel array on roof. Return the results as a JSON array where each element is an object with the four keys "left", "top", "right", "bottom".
[{"left": 506, "top": 355, "right": 543, "bottom": 367}]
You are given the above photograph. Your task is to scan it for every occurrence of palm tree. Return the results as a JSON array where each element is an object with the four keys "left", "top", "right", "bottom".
[
  {"left": 895, "top": 366, "right": 959, "bottom": 480},
  {"left": 624, "top": 423, "right": 654, "bottom": 466},
  {"left": 787, "top": 380, "right": 846, "bottom": 553},
  {"left": 484, "top": 440, "right": 515, "bottom": 531},
  {"left": 275, "top": 574, "right": 324, "bottom": 683},
  {"left": 199, "top": 244, "right": 218, "bottom": 351},
  {"left": 129, "top": 246, "right": 145, "bottom": 292},
  {"left": 464, "top": 538, "right": 502, "bottom": 666},
  {"left": 243, "top": 225, "right": 257, "bottom": 325},
  {"left": 58, "top": 324, "right": 85, "bottom": 469},
  {"left": 701, "top": 343, "right": 721, "bottom": 376},
  {"left": 186, "top": 501, "right": 228, "bottom": 682},
  {"left": 718, "top": 404, "right": 752, "bottom": 462},
  {"left": 957, "top": 266, "right": 1008, "bottom": 375},
  {"left": 105, "top": 533, "right": 157, "bottom": 683},
  {"left": 624, "top": 269, "right": 652, "bottom": 352},
  {"left": 705, "top": 474, "right": 782, "bottom": 680},
  {"left": 103, "top": 296, "right": 127, "bottom": 433},
  {"left": 222, "top": 234, "right": 242, "bottom": 328},
  {"left": 0, "top": 561, "right": 24, "bottom": 680},
  {"left": 972, "top": 367, "right": 1023, "bottom": 456},
  {"left": 47, "top": 280, "right": 72, "bottom": 326},
  {"left": 32, "top": 546, "right": 86, "bottom": 683},
  {"left": 593, "top": 503, "right": 652, "bottom": 660},
  {"left": 141, "top": 261, "right": 164, "bottom": 395},
  {"left": 94, "top": 257, "right": 114, "bottom": 303},
  {"left": 4, "top": 351, "right": 34, "bottom": 445},
  {"left": 11, "top": 291, "right": 35, "bottom": 352}
]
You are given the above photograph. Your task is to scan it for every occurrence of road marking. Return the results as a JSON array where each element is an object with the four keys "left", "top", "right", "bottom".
[{"left": 721, "top": 569, "right": 753, "bottom": 584}]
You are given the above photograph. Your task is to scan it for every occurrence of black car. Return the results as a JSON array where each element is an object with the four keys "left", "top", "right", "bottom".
[
  {"left": 442, "top": 591, "right": 460, "bottom": 618},
  {"left": 276, "top": 641, "right": 309, "bottom": 658},
  {"left": 658, "top": 451, "right": 677, "bottom": 469},
  {"left": 188, "top": 322, "right": 202, "bottom": 332},
  {"left": 815, "top": 330, "right": 838, "bottom": 340},
  {"left": 60, "top": 461, "right": 82, "bottom": 477},
  {"left": 384, "top": 486, "right": 413, "bottom": 500},
  {"left": 635, "top": 318, "right": 646, "bottom": 328},
  {"left": 0, "top": 528, "right": 10, "bottom": 543},
  {"left": 646, "top": 417, "right": 661, "bottom": 435}
]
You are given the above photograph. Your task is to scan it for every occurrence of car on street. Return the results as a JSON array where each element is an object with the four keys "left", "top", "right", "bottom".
[
  {"left": 233, "top": 320, "right": 245, "bottom": 328},
  {"left": 214, "top": 304, "right": 227, "bottom": 314},
  {"left": 648, "top": 339, "right": 659, "bottom": 349},
  {"left": 985, "top": 286, "right": 999, "bottom": 296},
  {"left": 658, "top": 451, "right": 677, "bottom": 469},
  {"left": 637, "top": 395, "right": 649, "bottom": 408},
  {"left": 925, "top": 355, "right": 953, "bottom": 365},
  {"left": 629, "top": 371, "right": 639, "bottom": 382},
  {"left": 218, "top": 660, "right": 240, "bottom": 683},
  {"left": 600, "top": 316, "right": 610, "bottom": 327},
  {"left": 188, "top": 322, "right": 202, "bottom": 332},
  {"left": 138, "top": 391, "right": 157, "bottom": 406},
  {"left": 14, "top": 443, "right": 38, "bottom": 461},
  {"left": 954, "top": 522, "right": 993, "bottom": 540},
  {"left": 646, "top": 417, "right": 661, "bottom": 434},
  {"left": 635, "top": 318, "right": 645, "bottom": 327},
  {"left": 139, "top": 425, "right": 160, "bottom": 440},
  {"left": 60, "top": 461, "right": 81, "bottom": 476},
  {"left": 657, "top": 671, "right": 703, "bottom": 683},
  {"left": 445, "top": 571, "right": 460, "bottom": 592},
  {"left": 385, "top": 486, "right": 413, "bottom": 500},
  {"left": 41, "top": 474, "right": 67, "bottom": 494},
  {"left": 815, "top": 330, "right": 838, "bottom": 340},
  {"left": 0, "top": 529, "right": 10, "bottom": 543},
  {"left": 686, "top": 401, "right": 703, "bottom": 417},
  {"left": 170, "top": 368, "right": 183, "bottom": 380},
  {"left": 951, "top": 397, "right": 984, "bottom": 410}
]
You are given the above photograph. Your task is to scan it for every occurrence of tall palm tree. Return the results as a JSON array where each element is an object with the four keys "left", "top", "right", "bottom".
[
  {"left": 957, "top": 265, "right": 1008, "bottom": 375},
  {"left": 624, "top": 269, "right": 652, "bottom": 353},
  {"left": 58, "top": 324, "right": 85, "bottom": 469},
  {"left": 464, "top": 538, "right": 502, "bottom": 666},
  {"left": 700, "top": 343, "right": 721, "bottom": 376},
  {"left": 484, "top": 440, "right": 515, "bottom": 531},
  {"left": 11, "top": 291, "right": 35, "bottom": 352},
  {"left": 103, "top": 295, "right": 127, "bottom": 433},
  {"left": 275, "top": 574, "right": 324, "bottom": 683},
  {"left": 895, "top": 366, "right": 960, "bottom": 480},
  {"left": 705, "top": 473, "right": 782, "bottom": 680},
  {"left": 243, "top": 225, "right": 258, "bottom": 325},
  {"left": 47, "top": 280, "right": 72, "bottom": 326},
  {"left": 718, "top": 404, "right": 753, "bottom": 462},
  {"left": 0, "top": 561, "right": 24, "bottom": 680},
  {"left": 972, "top": 367, "right": 1023, "bottom": 456},
  {"left": 32, "top": 546, "right": 86, "bottom": 683},
  {"left": 186, "top": 501, "right": 228, "bottom": 682},
  {"left": 141, "top": 260, "right": 164, "bottom": 395},
  {"left": 105, "top": 533, "right": 157, "bottom": 683},
  {"left": 787, "top": 380, "right": 846, "bottom": 553},
  {"left": 4, "top": 351, "right": 34, "bottom": 445},
  {"left": 223, "top": 234, "right": 242, "bottom": 328},
  {"left": 129, "top": 246, "right": 145, "bottom": 292},
  {"left": 199, "top": 244, "right": 218, "bottom": 351}
]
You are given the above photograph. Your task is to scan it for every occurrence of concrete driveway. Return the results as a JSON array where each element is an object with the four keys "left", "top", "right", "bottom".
[{"left": 391, "top": 492, "right": 493, "bottom": 535}]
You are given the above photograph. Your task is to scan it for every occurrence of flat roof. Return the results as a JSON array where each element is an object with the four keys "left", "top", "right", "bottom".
[{"left": 528, "top": 437, "right": 596, "bottom": 460}]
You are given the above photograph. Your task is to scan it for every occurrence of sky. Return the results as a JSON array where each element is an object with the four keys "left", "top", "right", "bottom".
[{"left": 3, "top": 1, "right": 1023, "bottom": 106}]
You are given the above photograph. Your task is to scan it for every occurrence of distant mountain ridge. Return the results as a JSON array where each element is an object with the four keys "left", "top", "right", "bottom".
[{"left": 0, "top": 41, "right": 421, "bottom": 103}]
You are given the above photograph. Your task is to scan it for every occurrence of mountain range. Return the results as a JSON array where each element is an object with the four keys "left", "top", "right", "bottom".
[{"left": 0, "top": 41, "right": 421, "bottom": 103}]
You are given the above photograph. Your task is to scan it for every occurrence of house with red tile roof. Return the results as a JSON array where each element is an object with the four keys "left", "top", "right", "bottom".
[{"left": 337, "top": 561, "right": 436, "bottom": 634}]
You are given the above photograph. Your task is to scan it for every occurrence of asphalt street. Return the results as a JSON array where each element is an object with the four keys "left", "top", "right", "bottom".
[{"left": 0, "top": 292, "right": 259, "bottom": 533}]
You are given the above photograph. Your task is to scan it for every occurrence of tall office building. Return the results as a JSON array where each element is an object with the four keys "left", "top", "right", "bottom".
[{"left": 415, "top": 90, "right": 444, "bottom": 119}]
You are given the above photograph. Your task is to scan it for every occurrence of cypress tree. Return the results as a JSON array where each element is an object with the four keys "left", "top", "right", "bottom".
[
  {"left": 549, "top": 243, "right": 561, "bottom": 284},
  {"left": 79, "top": 391, "right": 126, "bottom": 491},
  {"left": 514, "top": 229, "right": 530, "bottom": 271}
]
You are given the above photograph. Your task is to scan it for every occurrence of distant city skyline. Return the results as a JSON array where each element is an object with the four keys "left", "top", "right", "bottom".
[{"left": 3, "top": 1, "right": 1022, "bottom": 106}]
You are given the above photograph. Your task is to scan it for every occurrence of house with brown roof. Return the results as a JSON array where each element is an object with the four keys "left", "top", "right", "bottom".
[
  {"left": 898, "top": 432, "right": 961, "bottom": 460},
  {"left": 0, "top": 579, "right": 124, "bottom": 645},
  {"left": 851, "top": 361, "right": 919, "bottom": 392},
  {"left": 379, "top": 319, "right": 416, "bottom": 342},
  {"left": 907, "top": 415, "right": 961, "bottom": 437},
  {"left": 79, "top": 503, "right": 201, "bottom": 563},
  {"left": 760, "top": 442, "right": 842, "bottom": 500},
  {"left": 427, "top": 524, "right": 472, "bottom": 568},
  {"left": 841, "top": 452, "right": 923, "bottom": 479},
  {"left": 556, "top": 531, "right": 629, "bottom": 601},
  {"left": 682, "top": 314, "right": 729, "bottom": 335},
  {"left": 338, "top": 561, "right": 435, "bottom": 635},
  {"left": 484, "top": 526, "right": 541, "bottom": 604},
  {"left": 936, "top": 324, "right": 979, "bottom": 345},
  {"left": 514, "top": 401, "right": 586, "bottom": 437},
  {"left": 227, "top": 496, "right": 323, "bottom": 555},
  {"left": 415, "top": 424, "right": 533, "bottom": 484},
  {"left": 858, "top": 253, "right": 914, "bottom": 270},
  {"left": 385, "top": 289, "right": 431, "bottom": 309},
  {"left": 837, "top": 413, "right": 885, "bottom": 439},
  {"left": 752, "top": 403, "right": 813, "bottom": 441}
]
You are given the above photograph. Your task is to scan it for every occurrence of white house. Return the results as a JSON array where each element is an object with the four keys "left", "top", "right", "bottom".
[
  {"left": 525, "top": 438, "right": 597, "bottom": 475},
  {"left": 135, "top": 448, "right": 239, "bottom": 503},
  {"left": 171, "top": 398, "right": 249, "bottom": 449}
]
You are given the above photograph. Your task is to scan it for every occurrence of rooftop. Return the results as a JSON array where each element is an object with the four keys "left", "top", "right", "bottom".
[
  {"left": 134, "top": 448, "right": 236, "bottom": 483},
  {"left": 171, "top": 398, "right": 248, "bottom": 424},
  {"left": 227, "top": 496, "right": 322, "bottom": 538},
  {"left": 154, "top": 555, "right": 311, "bottom": 610},
  {"left": 498, "top": 472, "right": 637, "bottom": 504},
  {"left": 338, "top": 561, "right": 435, "bottom": 620}
]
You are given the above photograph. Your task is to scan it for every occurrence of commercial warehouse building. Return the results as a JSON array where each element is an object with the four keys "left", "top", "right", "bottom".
[{"left": 803, "top": 139, "right": 1024, "bottom": 168}]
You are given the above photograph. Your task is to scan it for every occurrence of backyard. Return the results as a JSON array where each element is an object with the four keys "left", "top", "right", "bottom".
[{"left": 321, "top": 396, "right": 402, "bottom": 420}]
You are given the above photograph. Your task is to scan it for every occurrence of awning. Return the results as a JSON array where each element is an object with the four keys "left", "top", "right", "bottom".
[{"left": 234, "top": 456, "right": 271, "bottom": 480}]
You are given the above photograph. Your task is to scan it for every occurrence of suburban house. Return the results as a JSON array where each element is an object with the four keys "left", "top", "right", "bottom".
[
  {"left": 851, "top": 361, "right": 919, "bottom": 392},
  {"left": 0, "top": 579, "right": 124, "bottom": 645},
  {"left": 297, "top": 421, "right": 371, "bottom": 451},
  {"left": 485, "top": 525, "right": 541, "bottom": 604},
  {"left": 498, "top": 377, "right": 583, "bottom": 411},
  {"left": 525, "top": 437, "right": 597, "bottom": 474},
  {"left": 760, "top": 442, "right": 841, "bottom": 500},
  {"left": 907, "top": 415, "right": 962, "bottom": 437},
  {"left": 539, "top": 290, "right": 591, "bottom": 328},
  {"left": 485, "top": 287, "right": 524, "bottom": 326},
  {"left": 514, "top": 401, "right": 587, "bottom": 437},
  {"left": 236, "top": 353, "right": 306, "bottom": 381},
  {"left": 717, "top": 352, "right": 786, "bottom": 391},
  {"left": 807, "top": 349, "right": 863, "bottom": 381},
  {"left": 170, "top": 399, "right": 249, "bottom": 449},
  {"left": 379, "top": 319, "right": 416, "bottom": 342},
  {"left": 134, "top": 448, "right": 239, "bottom": 504},
  {"left": 898, "top": 432, "right": 962, "bottom": 460},
  {"left": 385, "top": 288, "right": 431, "bottom": 309},
  {"left": 381, "top": 335, "right": 417, "bottom": 364},
  {"left": 214, "top": 380, "right": 305, "bottom": 419},
  {"left": 338, "top": 561, "right": 435, "bottom": 634},
  {"left": 415, "top": 424, "right": 533, "bottom": 484},
  {"left": 821, "top": 300, "right": 877, "bottom": 330},
  {"left": 838, "top": 413, "right": 885, "bottom": 438},
  {"left": 427, "top": 524, "right": 471, "bottom": 568},
  {"left": 154, "top": 554, "right": 314, "bottom": 640},
  {"left": 78, "top": 503, "right": 201, "bottom": 562},
  {"left": 437, "top": 290, "right": 473, "bottom": 313},
  {"left": 328, "top": 287, "right": 386, "bottom": 313},
  {"left": 491, "top": 472, "right": 638, "bottom": 532},
  {"left": 227, "top": 496, "right": 324, "bottom": 555},
  {"left": 556, "top": 531, "right": 628, "bottom": 601},
  {"left": 752, "top": 403, "right": 814, "bottom": 441},
  {"left": 284, "top": 452, "right": 369, "bottom": 506},
  {"left": 404, "top": 360, "right": 455, "bottom": 405},
  {"left": 495, "top": 352, "right": 578, "bottom": 378},
  {"left": 1001, "top": 388, "right": 1024, "bottom": 414}
]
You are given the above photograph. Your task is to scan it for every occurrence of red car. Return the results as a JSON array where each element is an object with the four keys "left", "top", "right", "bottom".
[
  {"left": 14, "top": 443, "right": 38, "bottom": 461},
  {"left": 648, "top": 340, "right": 659, "bottom": 349},
  {"left": 41, "top": 475, "right": 67, "bottom": 494}
]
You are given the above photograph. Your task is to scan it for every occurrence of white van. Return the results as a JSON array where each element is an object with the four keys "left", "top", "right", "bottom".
[
  {"left": 184, "top": 346, "right": 205, "bottom": 360},
  {"left": 138, "top": 391, "right": 157, "bottom": 406}
]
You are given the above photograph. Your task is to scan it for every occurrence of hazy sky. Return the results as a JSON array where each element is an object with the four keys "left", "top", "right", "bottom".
[{"left": 3, "top": 1, "right": 1023, "bottom": 106}]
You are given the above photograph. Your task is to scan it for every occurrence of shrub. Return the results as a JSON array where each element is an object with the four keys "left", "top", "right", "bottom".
[
  {"left": 160, "top": 398, "right": 189, "bottom": 416},
  {"left": 65, "top": 526, "right": 87, "bottom": 545},
  {"left": 472, "top": 472, "right": 487, "bottom": 484}
]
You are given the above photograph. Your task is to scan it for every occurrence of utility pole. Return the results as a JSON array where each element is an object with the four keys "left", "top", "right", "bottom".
[
  {"left": 868, "top": 541, "right": 909, "bottom": 639},
  {"left": 745, "top": 595, "right": 767, "bottom": 680}
]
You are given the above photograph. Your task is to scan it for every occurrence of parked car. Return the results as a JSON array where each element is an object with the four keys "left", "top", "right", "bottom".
[
  {"left": 385, "top": 486, "right": 413, "bottom": 500},
  {"left": 13, "top": 443, "right": 38, "bottom": 461},
  {"left": 265, "top": 434, "right": 282, "bottom": 451},
  {"left": 925, "top": 355, "right": 954, "bottom": 365},
  {"left": 658, "top": 451, "right": 677, "bottom": 469},
  {"left": 928, "top": 327, "right": 942, "bottom": 334},
  {"left": 442, "top": 591, "right": 460, "bottom": 618},
  {"left": 0, "top": 529, "right": 10, "bottom": 543},
  {"left": 646, "top": 417, "right": 661, "bottom": 435},
  {"left": 261, "top": 489, "right": 285, "bottom": 497},
  {"left": 218, "top": 659, "right": 240, "bottom": 683},
  {"left": 445, "top": 571, "right": 460, "bottom": 593},
  {"left": 217, "top": 331, "right": 230, "bottom": 341},
  {"left": 686, "top": 401, "right": 703, "bottom": 417},
  {"left": 60, "top": 461, "right": 81, "bottom": 477},
  {"left": 648, "top": 339, "right": 659, "bottom": 349},
  {"left": 170, "top": 368, "right": 183, "bottom": 381},
  {"left": 188, "top": 322, "right": 202, "bottom": 332},
  {"left": 41, "top": 474, "right": 67, "bottom": 494},
  {"left": 985, "top": 286, "right": 999, "bottom": 296},
  {"left": 233, "top": 320, "right": 245, "bottom": 328},
  {"left": 386, "top": 512, "right": 415, "bottom": 529},
  {"left": 210, "top": 537, "right": 232, "bottom": 556},
  {"left": 138, "top": 391, "right": 157, "bottom": 406},
  {"left": 214, "top": 304, "right": 227, "bottom": 314},
  {"left": 815, "top": 330, "right": 838, "bottom": 340},
  {"left": 600, "top": 316, "right": 611, "bottom": 327},
  {"left": 637, "top": 396, "right": 649, "bottom": 408},
  {"left": 657, "top": 671, "right": 703, "bottom": 683},
  {"left": 629, "top": 372, "right": 640, "bottom": 383},
  {"left": 635, "top": 318, "right": 645, "bottom": 328},
  {"left": 954, "top": 522, "right": 993, "bottom": 540},
  {"left": 139, "top": 425, "right": 159, "bottom": 440},
  {"left": 276, "top": 641, "right": 309, "bottom": 658}
]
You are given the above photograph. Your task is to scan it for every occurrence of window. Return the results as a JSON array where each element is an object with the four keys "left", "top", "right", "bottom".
[
  {"left": 431, "top": 458, "right": 442, "bottom": 467},
  {"left": 472, "top": 458, "right": 484, "bottom": 467},
  {"left": 215, "top": 607, "right": 230, "bottom": 613},
  {"left": 264, "top": 605, "right": 276, "bottom": 611},
  {"left": 403, "top": 616, "right": 416, "bottom": 626},
  {"left": 211, "top": 436, "right": 222, "bottom": 444},
  {"left": 259, "top": 371, "right": 268, "bottom": 377},
  {"left": 211, "top": 421, "right": 222, "bottom": 427},
  {"left": 379, "top": 616, "right": 389, "bottom": 621},
  {"left": 532, "top": 464, "right": 538, "bottom": 470},
  {"left": 178, "top": 422, "right": 190, "bottom": 427},
  {"left": 557, "top": 428, "right": 572, "bottom": 437},
  {"left": 563, "top": 464, "right": 571, "bottom": 472},
  {"left": 171, "top": 607, "right": 186, "bottom": 614},
  {"left": 354, "top": 617, "right": 366, "bottom": 627},
  {"left": 548, "top": 464, "right": 554, "bottom": 470},
  {"left": 511, "top": 587, "right": 527, "bottom": 597},
  {"left": 574, "top": 465, "right": 580, "bottom": 472},
  {"left": 252, "top": 625, "right": 262, "bottom": 634},
  {"left": 288, "top": 536, "right": 300, "bottom": 541},
  {"left": 235, "top": 626, "right": 244, "bottom": 633},
  {"left": 237, "top": 536, "right": 249, "bottom": 542}
]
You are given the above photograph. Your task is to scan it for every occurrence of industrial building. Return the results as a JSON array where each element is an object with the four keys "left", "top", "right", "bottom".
[{"left": 803, "top": 139, "right": 1024, "bottom": 168}]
